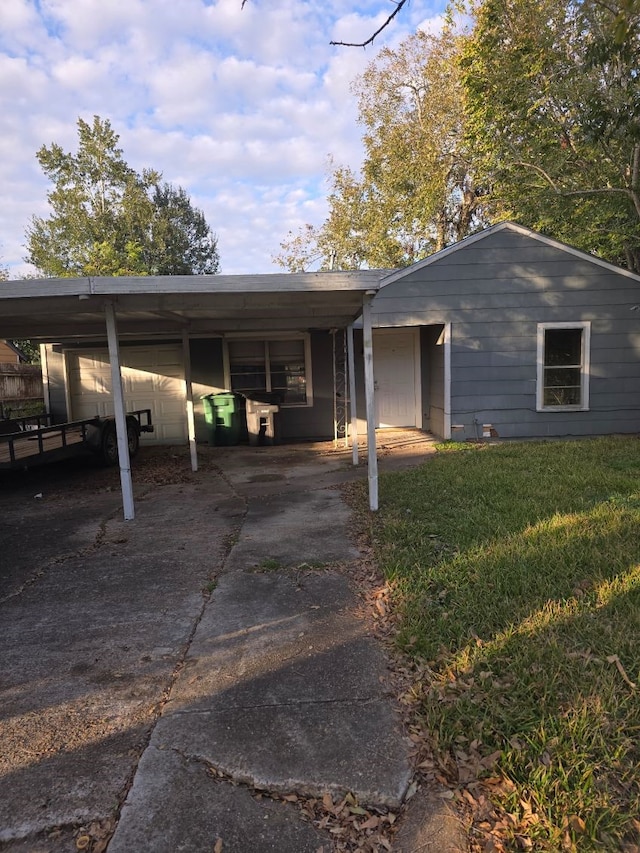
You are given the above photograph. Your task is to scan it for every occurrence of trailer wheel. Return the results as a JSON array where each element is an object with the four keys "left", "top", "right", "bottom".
[
  {"left": 100, "top": 421, "right": 140, "bottom": 466},
  {"left": 101, "top": 424, "right": 119, "bottom": 466},
  {"left": 126, "top": 419, "right": 140, "bottom": 458}
]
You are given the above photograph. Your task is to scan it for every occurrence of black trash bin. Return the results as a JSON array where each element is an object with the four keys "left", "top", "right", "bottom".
[{"left": 244, "top": 392, "right": 282, "bottom": 446}]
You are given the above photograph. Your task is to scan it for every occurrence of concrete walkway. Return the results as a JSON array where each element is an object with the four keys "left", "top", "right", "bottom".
[{"left": 0, "top": 433, "right": 439, "bottom": 852}]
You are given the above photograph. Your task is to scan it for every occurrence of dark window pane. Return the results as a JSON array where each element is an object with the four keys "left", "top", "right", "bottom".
[
  {"left": 231, "top": 372, "right": 267, "bottom": 393},
  {"left": 270, "top": 340, "right": 304, "bottom": 357},
  {"left": 543, "top": 327, "right": 584, "bottom": 407},
  {"left": 544, "top": 328, "right": 582, "bottom": 366},
  {"left": 544, "top": 386, "right": 581, "bottom": 406},
  {"left": 271, "top": 371, "right": 306, "bottom": 404},
  {"left": 544, "top": 367, "right": 581, "bottom": 389},
  {"left": 228, "top": 338, "right": 308, "bottom": 405},
  {"left": 228, "top": 340, "right": 267, "bottom": 395},
  {"left": 229, "top": 340, "right": 265, "bottom": 361}
]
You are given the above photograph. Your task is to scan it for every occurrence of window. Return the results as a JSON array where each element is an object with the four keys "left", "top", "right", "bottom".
[
  {"left": 537, "top": 322, "right": 590, "bottom": 410},
  {"left": 226, "top": 336, "right": 312, "bottom": 406}
]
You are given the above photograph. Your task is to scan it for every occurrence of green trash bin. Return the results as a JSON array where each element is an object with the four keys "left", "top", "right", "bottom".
[
  {"left": 212, "top": 392, "right": 245, "bottom": 446},
  {"left": 201, "top": 394, "right": 217, "bottom": 445}
]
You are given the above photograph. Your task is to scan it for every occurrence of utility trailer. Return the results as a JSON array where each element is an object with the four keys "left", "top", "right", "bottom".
[{"left": 0, "top": 410, "right": 154, "bottom": 470}]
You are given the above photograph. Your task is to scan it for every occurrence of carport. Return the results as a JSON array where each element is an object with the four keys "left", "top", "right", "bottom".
[{"left": 0, "top": 272, "right": 381, "bottom": 517}]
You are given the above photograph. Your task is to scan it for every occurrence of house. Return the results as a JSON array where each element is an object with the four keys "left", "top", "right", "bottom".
[
  {"left": 33, "top": 222, "right": 640, "bottom": 447},
  {"left": 0, "top": 341, "right": 27, "bottom": 363},
  {"left": 361, "top": 221, "right": 640, "bottom": 440},
  {"left": 2, "top": 220, "right": 640, "bottom": 516}
]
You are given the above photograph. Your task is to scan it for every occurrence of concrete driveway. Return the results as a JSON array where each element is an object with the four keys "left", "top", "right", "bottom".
[{"left": 0, "top": 434, "right": 441, "bottom": 852}]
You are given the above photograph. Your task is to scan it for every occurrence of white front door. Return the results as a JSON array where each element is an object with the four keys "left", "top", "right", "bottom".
[{"left": 373, "top": 329, "right": 419, "bottom": 428}]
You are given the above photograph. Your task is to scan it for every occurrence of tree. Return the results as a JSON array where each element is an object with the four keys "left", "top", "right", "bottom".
[
  {"left": 149, "top": 184, "right": 220, "bottom": 275},
  {"left": 26, "top": 116, "right": 220, "bottom": 277},
  {"left": 461, "top": 0, "right": 640, "bottom": 270},
  {"left": 8, "top": 340, "right": 41, "bottom": 364},
  {"left": 276, "top": 29, "right": 492, "bottom": 271}
]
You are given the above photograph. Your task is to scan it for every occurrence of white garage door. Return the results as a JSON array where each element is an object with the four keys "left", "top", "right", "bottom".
[{"left": 67, "top": 344, "right": 187, "bottom": 443}]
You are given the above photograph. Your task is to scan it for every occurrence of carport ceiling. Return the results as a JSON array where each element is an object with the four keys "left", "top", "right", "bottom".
[{"left": 0, "top": 271, "right": 382, "bottom": 340}]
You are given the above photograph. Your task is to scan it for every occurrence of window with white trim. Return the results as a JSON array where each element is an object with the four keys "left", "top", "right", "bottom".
[
  {"left": 537, "top": 322, "right": 590, "bottom": 410},
  {"left": 225, "top": 336, "right": 312, "bottom": 406}
]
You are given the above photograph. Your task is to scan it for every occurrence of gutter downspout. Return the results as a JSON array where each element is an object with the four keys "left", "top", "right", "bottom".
[{"left": 104, "top": 299, "right": 135, "bottom": 521}]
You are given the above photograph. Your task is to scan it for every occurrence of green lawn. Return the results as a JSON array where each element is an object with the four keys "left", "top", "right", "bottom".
[{"left": 360, "top": 438, "right": 640, "bottom": 851}]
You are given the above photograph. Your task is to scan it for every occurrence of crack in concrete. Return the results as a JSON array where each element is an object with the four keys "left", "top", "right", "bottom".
[
  {"left": 106, "top": 479, "right": 252, "bottom": 841},
  {"left": 165, "top": 695, "right": 381, "bottom": 715},
  {"left": 0, "top": 506, "right": 122, "bottom": 606}
]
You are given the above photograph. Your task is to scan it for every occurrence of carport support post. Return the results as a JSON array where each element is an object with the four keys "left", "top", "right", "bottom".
[
  {"left": 347, "top": 323, "right": 359, "bottom": 466},
  {"left": 362, "top": 293, "right": 378, "bottom": 511},
  {"left": 104, "top": 300, "right": 135, "bottom": 521},
  {"left": 182, "top": 330, "right": 198, "bottom": 472}
]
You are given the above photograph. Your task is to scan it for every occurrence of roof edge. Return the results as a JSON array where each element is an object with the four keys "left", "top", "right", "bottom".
[{"left": 379, "top": 221, "right": 640, "bottom": 286}]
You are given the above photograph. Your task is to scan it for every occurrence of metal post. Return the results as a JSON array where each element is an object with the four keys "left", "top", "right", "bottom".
[
  {"left": 182, "top": 330, "right": 198, "bottom": 472},
  {"left": 347, "top": 323, "right": 359, "bottom": 465},
  {"left": 443, "top": 323, "right": 452, "bottom": 440},
  {"left": 332, "top": 329, "right": 338, "bottom": 446},
  {"left": 104, "top": 300, "right": 135, "bottom": 521},
  {"left": 362, "top": 294, "right": 378, "bottom": 511},
  {"left": 40, "top": 344, "right": 51, "bottom": 417}
]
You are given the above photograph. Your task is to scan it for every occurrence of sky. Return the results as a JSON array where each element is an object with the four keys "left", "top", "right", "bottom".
[{"left": 0, "top": 0, "right": 447, "bottom": 278}]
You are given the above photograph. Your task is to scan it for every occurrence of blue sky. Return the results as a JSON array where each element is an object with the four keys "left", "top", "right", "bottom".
[{"left": 0, "top": 0, "right": 446, "bottom": 277}]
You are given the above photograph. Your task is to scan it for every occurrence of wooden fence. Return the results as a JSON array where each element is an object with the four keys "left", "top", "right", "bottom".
[{"left": 0, "top": 362, "right": 45, "bottom": 418}]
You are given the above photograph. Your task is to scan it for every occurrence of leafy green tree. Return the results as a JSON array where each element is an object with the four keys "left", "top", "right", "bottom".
[
  {"left": 461, "top": 0, "right": 640, "bottom": 270},
  {"left": 149, "top": 184, "right": 220, "bottom": 275},
  {"left": 8, "top": 340, "right": 41, "bottom": 364},
  {"left": 26, "top": 116, "right": 220, "bottom": 277},
  {"left": 276, "top": 29, "right": 492, "bottom": 271}
]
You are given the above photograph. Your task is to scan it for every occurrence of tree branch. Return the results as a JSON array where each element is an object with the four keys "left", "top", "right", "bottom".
[
  {"left": 514, "top": 161, "right": 635, "bottom": 204},
  {"left": 330, "top": 0, "right": 410, "bottom": 48}
]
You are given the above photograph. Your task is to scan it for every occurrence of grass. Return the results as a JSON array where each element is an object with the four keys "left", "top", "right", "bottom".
[
  {"left": 360, "top": 437, "right": 640, "bottom": 851},
  {"left": 258, "top": 557, "right": 283, "bottom": 571}
]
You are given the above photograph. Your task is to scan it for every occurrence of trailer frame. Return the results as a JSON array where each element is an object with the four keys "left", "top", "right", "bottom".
[{"left": 0, "top": 409, "right": 153, "bottom": 470}]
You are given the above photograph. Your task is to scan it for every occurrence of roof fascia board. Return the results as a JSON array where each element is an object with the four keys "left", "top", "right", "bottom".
[
  {"left": 379, "top": 221, "right": 640, "bottom": 286},
  {"left": 1, "top": 271, "right": 382, "bottom": 301}
]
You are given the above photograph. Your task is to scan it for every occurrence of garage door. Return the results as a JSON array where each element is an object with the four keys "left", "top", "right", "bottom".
[{"left": 67, "top": 344, "right": 187, "bottom": 443}]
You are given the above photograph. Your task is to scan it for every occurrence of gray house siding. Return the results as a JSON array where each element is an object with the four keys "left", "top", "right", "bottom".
[
  {"left": 190, "top": 338, "right": 226, "bottom": 444},
  {"left": 278, "top": 331, "right": 335, "bottom": 441},
  {"left": 190, "top": 331, "right": 336, "bottom": 444},
  {"left": 371, "top": 228, "right": 640, "bottom": 439},
  {"left": 43, "top": 333, "right": 337, "bottom": 444}
]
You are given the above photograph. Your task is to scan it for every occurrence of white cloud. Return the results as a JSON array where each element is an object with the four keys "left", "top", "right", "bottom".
[{"left": 0, "top": 0, "right": 446, "bottom": 277}]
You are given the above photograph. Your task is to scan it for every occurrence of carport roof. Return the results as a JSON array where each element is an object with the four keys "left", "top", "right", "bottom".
[{"left": 0, "top": 270, "right": 383, "bottom": 341}]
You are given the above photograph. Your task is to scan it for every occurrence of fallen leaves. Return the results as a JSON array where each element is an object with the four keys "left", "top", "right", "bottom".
[
  {"left": 289, "top": 790, "right": 399, "bottom": 851},
  {"left": 73, "top": 818, "right": 117, "bottom": 853},
  {"left": 606, "top": 654, "right": 637, "bottom": 689}
]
